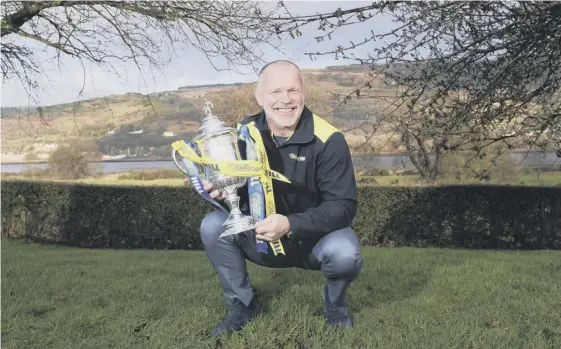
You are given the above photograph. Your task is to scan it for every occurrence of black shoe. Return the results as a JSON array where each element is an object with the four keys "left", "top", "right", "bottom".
[
  {"left": 209, "top": 296, "right": 261, "bottom": 336},
  {"left": 322, "top": 286, "right": 353, "bottom": 328}
]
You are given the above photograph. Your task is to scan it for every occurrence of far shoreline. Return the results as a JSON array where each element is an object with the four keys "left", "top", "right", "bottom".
[
  {"left": 1, "top": 148, "right": 558, "bottom": 166},
  {"left": 0, "top": 152, "right": 409, "bottom": 165}
]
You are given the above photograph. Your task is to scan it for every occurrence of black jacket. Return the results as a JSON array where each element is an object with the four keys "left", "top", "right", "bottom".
[{"left": 236, "top": 106, "right": 358, "bottom": 241}]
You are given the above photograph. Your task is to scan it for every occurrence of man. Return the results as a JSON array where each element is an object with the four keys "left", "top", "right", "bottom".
[{"left": 200, "top": 60, "right": 363, "bottom": 336}]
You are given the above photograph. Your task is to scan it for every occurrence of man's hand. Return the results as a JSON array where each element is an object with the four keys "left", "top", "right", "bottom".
[
  {"left": 203, "top": 179, "right": 227, "bottom": 200},
  {"left": 254, "top": 214, "right": 291, "bottom": 241}
]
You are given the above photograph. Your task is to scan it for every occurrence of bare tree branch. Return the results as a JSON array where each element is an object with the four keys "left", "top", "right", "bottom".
[
  {"left": 269, "top": 1, "right": 561, "bottom": 178},
  {"left": 1, "top": 0, "right": 287, "bottom": 103}
]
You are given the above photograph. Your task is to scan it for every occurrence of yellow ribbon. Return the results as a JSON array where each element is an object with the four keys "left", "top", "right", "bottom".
[
  {"left": 246, "top": 122, "right": 286, "bottom": 256},
  {"left": 171, "top": 140, "right": 291, "bottom": 183}
]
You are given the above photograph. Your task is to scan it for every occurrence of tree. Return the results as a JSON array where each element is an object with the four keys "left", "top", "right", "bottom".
[
  {"left": 1, "top": 1, "right": 285, "bottom": 102},
  {"left": 4, "top": 1, "right": 560, "bottom": 180},
  {"left": 47, "top": 144, "right": 91, "bottom": 179},
  {"left": 271, "top": 1, "right": 561, "bottom": 178}
]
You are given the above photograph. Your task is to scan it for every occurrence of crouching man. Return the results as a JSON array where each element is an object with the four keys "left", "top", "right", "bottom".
[{"left": 199, "top": 60, "right": 363, "bottom": 336}]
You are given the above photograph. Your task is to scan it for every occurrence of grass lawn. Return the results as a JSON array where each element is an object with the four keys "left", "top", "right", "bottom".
[
  {"left": 1, "top": 174, "right": 187, "bottom": 187},
  {"left": 362, "top": 171, "right": 561, "bottom": 187},
  {"left": 2, "top": 240, "right": 560, "bottom": 349},
  {"left": 5, "top": 170, "right": 561, "bottom": 188}
]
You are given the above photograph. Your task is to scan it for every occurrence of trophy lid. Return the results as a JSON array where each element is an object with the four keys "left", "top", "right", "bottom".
[{"left": 194, "top": 99, "right": 235, "bottom": 140}]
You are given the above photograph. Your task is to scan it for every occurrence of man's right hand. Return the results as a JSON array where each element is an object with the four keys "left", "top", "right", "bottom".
[{"left": 203, "top": 179, "right": 227, "bottom": 200}]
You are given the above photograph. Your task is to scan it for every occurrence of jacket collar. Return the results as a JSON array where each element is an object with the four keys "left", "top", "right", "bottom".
[{"left": 253, "top": 106, "right": 315, "bottom": 145}]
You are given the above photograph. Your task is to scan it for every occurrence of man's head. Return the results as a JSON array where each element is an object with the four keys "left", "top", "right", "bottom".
[{"left": 254, "top": 60, "right": 305, "bottom": 134}]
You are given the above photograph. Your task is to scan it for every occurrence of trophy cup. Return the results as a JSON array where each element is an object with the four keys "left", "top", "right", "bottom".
[{"left": 173, "top": 100, "right": 255, "bottom": 238}]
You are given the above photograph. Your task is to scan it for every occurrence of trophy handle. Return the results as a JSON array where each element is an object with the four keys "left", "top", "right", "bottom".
[{"left": 172, "top": 148, "right": 189, "bottom": 176}]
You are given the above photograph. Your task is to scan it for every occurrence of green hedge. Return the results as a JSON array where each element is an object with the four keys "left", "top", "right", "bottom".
[{"left": 1, "top": 180, "right": 560, "bottom": 250}]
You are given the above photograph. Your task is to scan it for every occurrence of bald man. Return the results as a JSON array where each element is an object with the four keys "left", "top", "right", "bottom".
[{"left": 200, "top": 60, "right": 363, "bottom": 335}]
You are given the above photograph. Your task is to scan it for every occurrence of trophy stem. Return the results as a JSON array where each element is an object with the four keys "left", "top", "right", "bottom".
[
  {"left": 220, "top": 186, "right": 255, "bottom": 238},
  {"left": 225, "top": 188, "right": 243, "bottom": 216}
]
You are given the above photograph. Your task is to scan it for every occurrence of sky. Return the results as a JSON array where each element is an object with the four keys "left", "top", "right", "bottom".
[{"left": 1, "top": 1, "right": 395, "bottom": 108}]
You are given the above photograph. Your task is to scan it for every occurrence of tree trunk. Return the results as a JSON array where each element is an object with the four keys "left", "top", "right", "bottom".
[{"left": 404, "top": 131, "right": 432, "bottom": 180}]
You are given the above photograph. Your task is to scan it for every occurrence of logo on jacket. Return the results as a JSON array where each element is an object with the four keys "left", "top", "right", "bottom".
[{"left": 289, "top": 153, "right": 306, "bottom": 162}]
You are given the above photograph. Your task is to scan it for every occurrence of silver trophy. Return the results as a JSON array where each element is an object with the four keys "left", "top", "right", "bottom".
[{"left": 174, "top": 100, "right": 254, "bottom": 237}]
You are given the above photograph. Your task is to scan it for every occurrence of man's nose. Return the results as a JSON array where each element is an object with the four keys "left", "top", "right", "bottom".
[{"left": 279, "top": 91, "right": 291, "bottom": 103}]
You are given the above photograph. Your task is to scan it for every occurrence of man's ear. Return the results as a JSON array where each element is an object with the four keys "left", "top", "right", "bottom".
[{"left": 254, "top": 86, "right": 263, "bottom": 107}]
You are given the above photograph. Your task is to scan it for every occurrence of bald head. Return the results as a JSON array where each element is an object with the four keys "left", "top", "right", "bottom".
[
  {"left": 254, "top": 60, "right": 305, "bottom": 135},
  {"left": 257, "top": 60, "right": 304, "bottom": 89}
]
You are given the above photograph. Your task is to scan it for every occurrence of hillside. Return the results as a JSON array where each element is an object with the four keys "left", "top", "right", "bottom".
[{"left": 1, "top": 64, "right": 400, "bottom": 162}]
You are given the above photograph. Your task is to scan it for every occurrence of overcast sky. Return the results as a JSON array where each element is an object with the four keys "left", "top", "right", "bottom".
[{"left": 1, "top": 1, "right": 395, "bottom": 107}]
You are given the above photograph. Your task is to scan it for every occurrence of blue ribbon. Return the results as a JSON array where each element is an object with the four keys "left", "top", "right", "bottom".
[
  {"left": 180, "top": 141, "right": 229, "bottom": 215},
  {"left": 238, "top": 125, "right": 268, "bottom": 254}
]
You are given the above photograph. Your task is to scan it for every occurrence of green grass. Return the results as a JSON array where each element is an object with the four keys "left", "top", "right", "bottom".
[
  {"left": 361, "top": 171, "right": 561, "bottom": 186},
  {"left": 5, "top": 170, "right": 560, "bottom": 188},
  {"left": 76, "top": 177, "right": 186, "bottom": 187},
  {"left": 2, "top": 240, "right": 560, "bottom": 349},
  {"left": 516, "top": 171, "right": 561, "bottom": 186}
]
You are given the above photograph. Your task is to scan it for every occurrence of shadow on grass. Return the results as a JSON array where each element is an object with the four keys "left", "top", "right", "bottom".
[
  {"left": 347, "top": 258, "right": 435, "bottom": 316},
  {"left": 242, "top": 253, "right": 445, "bottom": 318},
  {"left": 251, "top": 268, "right": 302, "bottom": 314}
]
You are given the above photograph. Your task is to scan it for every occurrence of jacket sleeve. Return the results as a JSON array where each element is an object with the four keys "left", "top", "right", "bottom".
[{"left": 286, "top": 132, "right": 358, "bottom": 240}]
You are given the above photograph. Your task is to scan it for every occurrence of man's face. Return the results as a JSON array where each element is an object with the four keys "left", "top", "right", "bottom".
[{"left": 255, "top": 63, "right": 305, "bottom": 130}]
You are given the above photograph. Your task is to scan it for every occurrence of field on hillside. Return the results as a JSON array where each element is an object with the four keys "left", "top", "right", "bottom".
[
  {"left": 0, "top": 87, "right": 227, "bottom": 153},
  {"left": 2, "top": 240, "right": 560, "bottom": 349},
  {"left": 1, "top": 67, "right": 401, "bottom": 156}
]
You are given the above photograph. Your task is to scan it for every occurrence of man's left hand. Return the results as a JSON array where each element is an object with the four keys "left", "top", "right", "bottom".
[{"left": 254, "top": 214, "right": 291, "bottom": 241}]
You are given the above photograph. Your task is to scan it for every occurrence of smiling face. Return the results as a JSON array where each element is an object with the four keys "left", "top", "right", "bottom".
[{"left": 254, "top": 62, "right": 305, "bottom": 135}]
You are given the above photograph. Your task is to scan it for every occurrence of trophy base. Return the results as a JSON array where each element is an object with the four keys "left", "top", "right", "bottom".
[{"left": 220, "top": 215, "right": 255, "bottom": 238}]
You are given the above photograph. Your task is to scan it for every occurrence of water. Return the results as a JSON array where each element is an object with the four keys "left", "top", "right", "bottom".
[
  {"left": 352, "top": 151, "right": 561, "bottom": 171},
  {"left": 1, "top": 160, "right": 177, "bottom": 174},
  {"left": 1, "top": 151, "right": 559, "bottom": 174}
]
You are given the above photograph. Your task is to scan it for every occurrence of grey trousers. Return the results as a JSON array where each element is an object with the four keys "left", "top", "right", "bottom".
[{"left": 200, "top": 209, "right": 364, "bottom": 307}]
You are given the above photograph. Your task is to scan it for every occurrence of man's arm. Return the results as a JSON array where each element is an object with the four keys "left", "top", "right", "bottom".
[{"left": 286, "top": 132, "right": 357, "bottom": 240}]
